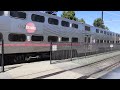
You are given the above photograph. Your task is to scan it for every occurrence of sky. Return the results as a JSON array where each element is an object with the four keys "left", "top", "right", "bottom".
[{"left": 57, "top": 11, "right": 120, "bottom": 34}]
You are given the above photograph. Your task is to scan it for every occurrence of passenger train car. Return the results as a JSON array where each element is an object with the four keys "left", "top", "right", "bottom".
[{"left": 0, "top": 11, "right": 120, "bottom": 65}]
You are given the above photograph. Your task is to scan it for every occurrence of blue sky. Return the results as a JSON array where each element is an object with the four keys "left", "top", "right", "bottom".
[{"left": 57, "top": 11, "right": 120, "bottom": 33}]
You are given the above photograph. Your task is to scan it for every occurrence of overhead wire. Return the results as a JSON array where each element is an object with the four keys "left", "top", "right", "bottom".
[{"left": 103, "top": 11, "right": 120, "bottom": 23}]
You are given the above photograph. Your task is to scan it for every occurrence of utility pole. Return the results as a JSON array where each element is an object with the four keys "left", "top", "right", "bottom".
[{"left": 102, "top": 11, "right": 104, "bottom": 25}]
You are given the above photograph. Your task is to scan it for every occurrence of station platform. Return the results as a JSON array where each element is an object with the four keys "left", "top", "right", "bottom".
[{"left": 0, "top": 50, "right": 120, "bottom": 79}]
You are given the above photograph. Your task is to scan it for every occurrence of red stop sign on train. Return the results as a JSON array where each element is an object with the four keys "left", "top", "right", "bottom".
[{"left": 26, "top": 22, "right": 36, "bottom": 33}]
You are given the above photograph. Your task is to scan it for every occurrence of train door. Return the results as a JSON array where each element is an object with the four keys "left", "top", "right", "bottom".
[
  {"left": 84, "top": 35, "right": 91, "bottom": 52},
  {"left": 84, "top": 35, "right": 91, "bottom": 44}
]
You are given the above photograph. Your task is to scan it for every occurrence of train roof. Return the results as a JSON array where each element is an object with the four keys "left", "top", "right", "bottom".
[
  {"left": 24, "top": 11, "right": 119, "bottom": 35},
  {"left": 26, "top": 11, "right": 90, "bottom": 25}
]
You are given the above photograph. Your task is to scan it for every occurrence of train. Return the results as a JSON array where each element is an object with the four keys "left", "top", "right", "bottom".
[{"left": 0, "top": 11, "right": 120, "bottom": 65}]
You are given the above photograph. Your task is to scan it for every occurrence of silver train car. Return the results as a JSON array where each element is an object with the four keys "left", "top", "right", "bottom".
[{"left": 0, "top": 11, "right": 120, "bottom": 64}]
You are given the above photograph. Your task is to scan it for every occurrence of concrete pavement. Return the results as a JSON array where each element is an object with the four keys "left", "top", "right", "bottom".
[{"left": 0, "top": 50, "right": 120, "bottom": 79}]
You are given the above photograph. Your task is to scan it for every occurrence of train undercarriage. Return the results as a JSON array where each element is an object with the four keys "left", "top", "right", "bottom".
[
  {"left": 0, "top": 46, "right": 115, "bottom": 66},
  {"left": 0, "top": 52, "right": 50, "bottom": 66}
]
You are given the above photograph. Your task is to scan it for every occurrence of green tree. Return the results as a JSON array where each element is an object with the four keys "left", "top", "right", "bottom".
[
  {"left": 61, "top": 11, "right": 86, "bottom": 23},
  {"left": 93, "top": 18, "right": 109, "bottom": 30},
  {"left": 78, "top": 18, "right": 85, "bottom": 24},
  {"left": 93, "top": 18, "right": 105, "bottom": 28},
  {"left": 105, "top": 26, "right": 109, "bottom": 30},
  {"left": 61, "top": 11, "right": 78, "bottom": 21}
]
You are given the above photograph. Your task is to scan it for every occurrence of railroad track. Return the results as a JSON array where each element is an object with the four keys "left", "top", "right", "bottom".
[
  {"left": 34, "top": 54, "right": 120, "bottom": 79},
  {"left": 74, "top": 54, "right": 120, "bottom": 79},
  {"left": 78, "top": 60, "right": 120, "bottom": 79}
]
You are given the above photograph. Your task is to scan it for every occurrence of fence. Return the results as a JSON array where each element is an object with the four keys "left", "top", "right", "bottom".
[
  {"left": 49, "top": 41, "right": 120, "bottom": 64},
  {"left": 1, "top": 40, "right": 120, "bottom": 72}
]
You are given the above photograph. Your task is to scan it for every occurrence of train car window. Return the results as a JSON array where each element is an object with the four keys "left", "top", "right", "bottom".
[
  {"left": 85, "top": 26, "right": 90, "bottom": 31},
  {"left": 88, "top": 37, "right": 90, "bottom": 43},
  {"left": 48, "top": 18, "right": 59, "bottom": 25},
  {"left": 10, "top": 11, "right": 26, "bottom": 19},
  {"left": 61, "top": 21, "right": 70, "bottom": 27},
  {"left": 107, "top": 40, "right": 109, "bottom": 43},
  {"left": 85, "top": 37, "right": 87, "bottom": 43},
  {"left": 31, "top": 35, "right": 44, "bottom": 41},
  {"left": 112, "top": 33, "right": 114, "bottom": 36},
  {"left": 100, "top": 30, "right": 103, "bottom": 33},
  {"left": 31, "top": 14, "right": 45, "bottom": 23},
  {"left": 100, "top": 40, "right": 103, "bottom": 43},
  {"left": 72, "top": 23, "right": 78, "bottom": 29},
  {"left": 104, "top": 31, "right": 106, "bottom": 35},
  {"left": 97, "top": 39, "right": 99, "bottom": 43},
  {"left": 0, "top": 11, "right": 4, "bottom": 16},
  {"left": 96, "top": 29, "right": 99, "bottom": 33},
  {"left": 9, "top": 33, "right": 26, "bottom": 42},
  {"left": 104, "top": 40, "right": 106, "bottom": 43},
  {"left": 110, "top": 33, "right": 112, "bottom": 36},
  {"left": 0, "top": 33, "right": 3, "bottom": 41},
  {"left": 61, "top": 37, "right": 69, "bottom": 42},
  {"left": 72, "top": 38, "right": 78, "bottom": 42},
  {"left": 48, "top": 36, "right": 58, "bottom": 42},
  {"left": 84, "top": 37, "right": 90, "bottom": 43}
]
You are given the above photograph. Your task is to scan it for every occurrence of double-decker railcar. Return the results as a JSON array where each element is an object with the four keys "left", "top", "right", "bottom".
[{"left": 0, "top": 11, "right": 120, "bottom": 65}]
